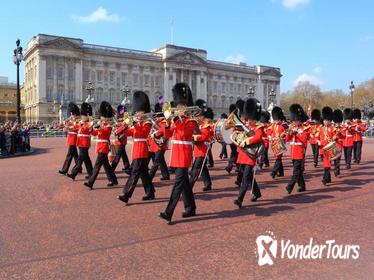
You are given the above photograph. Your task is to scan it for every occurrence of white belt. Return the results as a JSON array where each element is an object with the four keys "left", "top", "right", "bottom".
[
  {"left": 78, "top": 134, "right": 90, "bottom": 138},
  {"left": 96, "top": 139, "right": 109, "bottom": 143},
  {"left": 133, "top": 138, "right": 147, "bottom": 142},
  {"left": 290, "top": 142, "right": 304, "bottom": 146},
  {"left": 68, "top": 132, "right": 77, "bottom": 135},
  {"left": 346, "top": 134, "right": 353, "bottom": 137},
  {"left": 172, "top": 140, "right": 193, "bottom": 146}
]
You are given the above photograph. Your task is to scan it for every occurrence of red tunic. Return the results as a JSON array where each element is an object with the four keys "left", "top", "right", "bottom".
[
  {"left": 193, "top": 120, "right": 213, "bottom": 158},
  {"left": 65, "top": 121, "right": 79, "bottom": 146},
  {"left": 334, "top": 125, "right": 345, "bottom": 151},
  {"left": 125, "top": 121, "right": 152, "bottom": 159},
  {"left": 114, "top": 122, "right": 128, "bottom": 146},
  {"left": 343, "top": 121, "right": 355, "bottom": 147},
  {"left": 262, "top": 123, "right": 270, "bottom": 148},
  {"left": 150, "top": 119, "right": 170, "bottom": 152},
  {"left": 91, "top": 125, "right": 112, "bottom": 154},
  {"left": 236, "top": 122, "right": 264, "bottom": 166},
  {"left": 76, "top": 121, "right": 92, "bottom": 148},
  {"left": 268, "top": 121, "right": 285, "bottom": 159},
  {"left": 164, "top": 116, "right": 197, "bottom": 168},
  {"left": 317, "top": 124, "right": 336, "bottom": 168},
  {"left": 285, "top": 124, "right": 309, "bottom": 160},
  {"left": 353, "top": 121, "right": 366, "bottom": 142},
  {"left": 309, "top": 123, "right": 321, "bottom": 145}
]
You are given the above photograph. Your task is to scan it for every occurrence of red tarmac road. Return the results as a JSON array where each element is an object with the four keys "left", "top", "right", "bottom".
[{"left": 0, "top": 138, "right": 373, "bottom": 279}]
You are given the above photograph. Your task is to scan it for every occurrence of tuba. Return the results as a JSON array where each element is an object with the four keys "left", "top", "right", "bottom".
[
  {"left": 150, "top": 117, "right": 166, "bottom": 147},
  {"left": 225, "top": 110, "right": 265, "bottom": 159}
]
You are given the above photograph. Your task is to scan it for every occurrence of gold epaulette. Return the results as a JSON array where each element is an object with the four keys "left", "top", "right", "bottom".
[
  {"left": 256, "top": 123, "right": 264, "bottom": 129},
  {"left": 144, "top": 120, "right": 152, "bottom": 126}
]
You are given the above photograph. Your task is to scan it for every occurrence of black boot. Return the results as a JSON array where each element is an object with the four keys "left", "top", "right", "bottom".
[{"left": 159, "top": 212, "right": 172, "bottom": 223}]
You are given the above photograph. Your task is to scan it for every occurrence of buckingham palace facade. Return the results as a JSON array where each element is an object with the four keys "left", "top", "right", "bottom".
[{"left": 23, "top": 34, "right": 281, "bottom": 122}]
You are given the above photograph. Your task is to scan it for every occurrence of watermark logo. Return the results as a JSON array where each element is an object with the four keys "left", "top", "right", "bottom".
[{"left": 255, "top": 232, "right": 360, "bottom": 266}]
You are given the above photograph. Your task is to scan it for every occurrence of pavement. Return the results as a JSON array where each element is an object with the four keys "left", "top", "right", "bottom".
[{"left": 0, "top": 138, "right": 373, "bottom": 279}]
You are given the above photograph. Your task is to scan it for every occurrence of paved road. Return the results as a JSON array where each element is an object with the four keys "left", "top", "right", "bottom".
[{"left": 0, "top": 138, "right": 373, "bottom": 279}]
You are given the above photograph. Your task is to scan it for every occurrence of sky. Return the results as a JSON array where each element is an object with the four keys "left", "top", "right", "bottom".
[{"left": 0, "top": 0, "right": 373, "bottom": 93}]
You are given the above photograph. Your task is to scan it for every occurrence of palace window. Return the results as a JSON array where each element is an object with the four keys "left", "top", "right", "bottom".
[
  {"left": 57, "top": 67, "right": 64, "bottom": 80},
  {"left": 133, "top": 74, "right": 139, "bottom": 86},
  {"left": 47, "top": 67, "right": 53, "bottom": 80},
  {"left": 109, "top": 89, "right": 115, "bottom": 103},
  {"left": 144, "top": 74, "right": 150, "bottom": 87},
  {"left": 109, "top": 72, "right": 115, "bottom": 83},
  {"left": 68, "top": 69, "right": 75, "bottom": 81},
  {"left": 83, "top": 70, "right": 90, "bottom": 82},
  {"left": 97, "top": 70, "right": 103, "bottom": 82},
  {"left": 155, "top": 76, "right": 161, "bottom": 87},
  {"left": 121, "top": 72, "right": 127, "bottom": 85}
]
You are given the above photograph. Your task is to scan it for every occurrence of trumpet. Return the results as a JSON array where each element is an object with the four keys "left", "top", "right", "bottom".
[{"left": 162, "top": 102, "right": 202, "bottom": 120}]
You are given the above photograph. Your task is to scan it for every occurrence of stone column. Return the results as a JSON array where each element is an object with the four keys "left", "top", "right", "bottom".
[
  {"left": 38, "top": 58, "right": 47, "bottom": 103},
  {"left": 64, "top": 59, "right": 68, "bottom": 101},
  {"left": 53, "top": 58, "right": 57, "bottom": 101},
  {"left": 75, "top": 59, "right": 83, "bottom": 101}
]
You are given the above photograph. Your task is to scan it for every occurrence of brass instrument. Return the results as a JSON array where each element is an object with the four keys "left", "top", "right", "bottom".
[
  {"left": 162, "top": 102, "right": 202, "bottom": 120},
  {"left": 150, "top": 118, "right": 166, "bottom": 147}
]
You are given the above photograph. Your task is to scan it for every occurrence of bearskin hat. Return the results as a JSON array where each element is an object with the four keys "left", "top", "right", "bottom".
[
  {"left": 289, "top": 104, "right": 305, "bottom": 122},
  {"left": 271, "top": 106, "right": 284, "bottom": 121},
  {"left": 343, "top": 108, "right": 353, "bottom": 121},
  {"left": 133, "top": 91, "right": 151, "bottom": 113},
  {"left": 195, "top": 99, "right": 207, "bottom": 115},
  {"left": 243, "top": 98, "right": 262, "bottom": 121},
  {"left": 229, "top": 103, "right": 236, "bottom": 114},
  {"left": 172, "top": 83, "right": 193, "bottom": 106},
  {"left": 117, "top": 105, "right": 126, "bottom": 118},
  {"left": 260, "top": 110, "right": 271, "bottom": 123},
  {"left": 322, "top": 106, "right": 333, "bottom": 121},
  {"left": 353, "top": 108, "right": 362, "bottom": 120},
  {"left": 99, "top": 101, "right": 114, "bottom": 118},
  {"left": 154, "top": 103, "right": 162, "bottom": 113},
  {"left": 311, "top": 109, "right": 321, "bottom": 121},
  {"left": 221, "top": 113, "right": 228, "bottom": 119},
  {"left": 333, "top": 109, "right": 343, "bottom": 124},
  {"left": 68, "top": 102, "right": 80, "bottom": 116},
  {"left": 204, "top": 107, "right": 214, "bottom": 120},
  {"left": 235, "top": 99, "right": 245, "bottom": 115},
  {"left": 81, "top": 102, "right": 92, "bottom": 117}
]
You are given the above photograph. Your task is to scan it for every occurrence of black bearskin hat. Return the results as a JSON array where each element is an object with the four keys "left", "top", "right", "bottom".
[
  {"left": 68, "top": 102, "right": 80, "bottom": 116},
  {"left": 81, "top": 102, "right": 92, "bottom": 117},
  {"left": 260, "top": 110, "right": 270, "bottom": 123},
  {"left": 195, "top": 99, "right": 207, "bottom": 115},
  {"left": 353, "top": 108, "right": 362, "bottom": 120},
  {"left": 289, "top": 104, "right": 305, "bottom": 122},
  {"left": 243, "top": 98, "right": 262, "bottom": 121},
  {"left": 99, "top": 101, "right": 114, "bottom": 118},
  {"left": 154, "top": 103, "right": 162, "bottom": 113},
  {"left": 333, "top": 109, "right": 343, "bottom": 124},
  {"left": 343, "top": 108, "right": 353, "bottom": 121},
  {"left": 229, "top": 103, "right": 236, "bottom": 114},
  {"left": 117, "top": 105, "right": 126, "bottom": 118},
  {"left": 133, "top": 91, "right": 151, "bottom": 113},
  {"left": 322, "top": 106, "right": 333, "bottom": 121},
  {"left": 204, "top": 107, "right": 214, "bottom": 120},
  {"left": 311, "top": 109, "right": 321, "bottom": 121},
  {"left": 172, "top": 83, "right": 193, "bottom": 106},
  {"left": 236, "top": 99, "right": 245, "bottom": 115},
  {"left": 221, "top": 113, "right": 228, "bottom": 118},
  {"left": 272, "top": 106, "right": 284, "bottom": 121}
]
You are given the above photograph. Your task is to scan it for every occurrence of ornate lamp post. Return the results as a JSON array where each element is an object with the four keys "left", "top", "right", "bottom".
[
  {"left": 121, "top": 85, "right": 131, "bottom": 106},
  {"left": 267, "top": 87, "right": 276, "bottom": 120},
  {"left": 349, "top": 81, "right": 355, "bottom": 109},
  {"left": 13, "top": 39, "right": 23, "bottom": 124},
  {"left": 248, "top": 86, "right": 255, "bottom": 97},
  {"left": 85, "top": 81, "right": 95, "bottom": 114},
  {"left": 58, "top": 94, "right": 65, "bottom": 123}
]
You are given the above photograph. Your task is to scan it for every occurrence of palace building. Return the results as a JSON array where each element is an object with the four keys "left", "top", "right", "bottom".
[{"left": 23, "top": 34, "right": 281, "bottom": 122}]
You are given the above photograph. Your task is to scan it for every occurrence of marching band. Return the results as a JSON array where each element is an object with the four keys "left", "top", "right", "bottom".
[{"left": 58, "top": 82, "right": 368, "bottom": 224}]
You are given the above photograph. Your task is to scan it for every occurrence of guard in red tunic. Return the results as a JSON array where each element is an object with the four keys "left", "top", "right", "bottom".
[
  {"left": 285, "top": 104, "right": 309, "bottom": 194},
  {"left": 342, "top": 108, "right": 355, "bottom": 169},
  {"left": 159, "top": 83, "right": 197, "bottom": 223},
  {"left": 352, "top": 108, "right": 366, "bottom": 164},
  {"left": 84, "top": 102, "right": 118, "bottom": 189},
  {"left": 190, "top": 100, "right": 213, "bottom": 191},
  {"left": 333, "top": 109, "right": 345, "bottom": 176},
  {"left": 149, "top": 103, "right": 170, "bottom": 181},
  {"left": 268, "top": 106, "right": 286, "bottom": 178},
  {"left": 59, "top": 102, "right": 80, "bottom": 175},
  {"left": 67, "top": 103, "right": 93, "bottom": 180},
  {"left": 233, "top": 100, "right": 246, "bottom": 186},
  {"left": 259, "top": 110, "right": 270, "bottom": 169},
  {"left": 309, "top": 109, "right": 322, "bottom": 167},
  {"left": 233, "top": 98, "right": 263, "bottom": 208},
  {"left": 225, "top": 103, "right": 239, "bottom": 174},
  {"left": 111, "top": 105, "right": 131, "bottom": 174},
  {"left": 118, "top": 91, "right": 155, "bottom": 203},
  {"left": 317, "top": 107, "right": 336, "bottom": 185}
]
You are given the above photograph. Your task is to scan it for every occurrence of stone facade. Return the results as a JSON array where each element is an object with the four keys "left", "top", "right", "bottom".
[
  {"left": 23, "top": 34, "right": 281, "bottom": 122},
  {"left": 0, "top": 77, "right": 25, "bottom": 121}
]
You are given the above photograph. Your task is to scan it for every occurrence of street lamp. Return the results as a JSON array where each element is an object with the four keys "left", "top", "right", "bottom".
[
  {"left": 59, "top": 94, "right": 65, "bottom": 123},
  {"left": 13, "top": 38, "right": 23, "bottom": 124},
  {"left": 121, "top": 85, "right": 130, "bottom": 106},
  {"left": 349, "top": 81, "right": 355, "bottom": 108},
  {"left": 248, "top": 86, "right": 255, "bottom": 97}
]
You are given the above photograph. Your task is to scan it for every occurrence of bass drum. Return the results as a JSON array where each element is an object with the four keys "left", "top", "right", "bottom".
[{"left": 214, "top": 119, "right": 233, "bottom": 144}]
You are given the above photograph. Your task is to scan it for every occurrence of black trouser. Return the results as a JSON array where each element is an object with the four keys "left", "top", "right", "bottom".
[
  {"left": 111, "top": 144, "right": 130, "bottom": 171},
  {"left": 123, "top": 158, "right": 155, "bottom": 197},
  {"left": 260, "top": 147, "right": 269, "bottom": 167},
  {"left": 311, "top": 144, "right": 319, "bottom": 165},
  {"left": 353, "top": 141, "right": 362, "bottom": 162},
  {"left": 190, "top": 156, "right": 212, "bottom": 189},
  {"left": 227, "top": 144, "right": 238, "bottom": 171},
  {"left": 86, "top": 153, "right": 118, "bottom": 186},
  {"left": 334, "top": 156, "right": 341, "bottom": 174},
  {"left": 238, "top": 165, "right": 261, "bottom": 202},
  {"left": 207, "top": 143, "right": 214, "bottom": 167},
  {"left": 220, "top": 143, "right": 227, "bottom": 158},
  {"left": 61, "top": 145, "right": 79, "bottom": 173},
  {"left": 236, "top": 164, "right": 244, "bottom": 185},
  {"left": 344, "top": 147, "right": 353, "bottom": 166},
  {"left": 164, "top": 168, "right": 196, "bottom": 217},
  {"left": 271, "top": 158, "right": 284, "bottom": 177},
  {"left": 287, "top": 159, "right": 305, "bottom": 191},
  {"left": 149, "top": 150, "right": 170, "bottom": 180},
  {"left": 71, "top": 147, "right": 93, "bottom": 178},
  {"left": 323, "top": 168, "right": 331, "bottom": 183}
]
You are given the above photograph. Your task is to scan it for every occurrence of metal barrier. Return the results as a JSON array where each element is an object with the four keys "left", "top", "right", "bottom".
[{"left": 29, "top": 129, "right": 67, "bottom": 138}]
